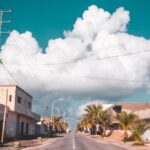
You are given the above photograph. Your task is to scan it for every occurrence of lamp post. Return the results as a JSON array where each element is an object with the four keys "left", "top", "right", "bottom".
[{"left": 51, "top": 98, "right": 63, "bottom": 125}]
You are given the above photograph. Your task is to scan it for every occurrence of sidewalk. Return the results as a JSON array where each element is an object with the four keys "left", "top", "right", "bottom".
[
  {"left": 80, "top": 132, "right": 150, "bottom": 150},
  {"left": 0, "top": 138, "right": 49, "bottom": 150},
  {"left": 0, "top": 134, "right": 64, "bottom": 150}
]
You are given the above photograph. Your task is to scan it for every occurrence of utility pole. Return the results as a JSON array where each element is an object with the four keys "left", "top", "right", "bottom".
[
  {"left": 0, "top": 9, "right": 11, "bottom": 144},
  {"left": 0, "top": 9, "right": 11, "bottom": 49},
  {"left": 1, "top": 89, "right": 8, "bottom": 144}
]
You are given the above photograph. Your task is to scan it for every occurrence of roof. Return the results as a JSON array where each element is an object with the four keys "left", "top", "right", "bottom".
[
  {"left": 134, "top": 109, "right": 150, "bottom": 119},
  {"left": 113, "top": 102, "right": 150, "bottom": 120},
  {"left": 0, "top": 84, "right": 32, "bottom": 98},
  {"left": 116, "top": 102, "right": 150, "bottom": 112}
]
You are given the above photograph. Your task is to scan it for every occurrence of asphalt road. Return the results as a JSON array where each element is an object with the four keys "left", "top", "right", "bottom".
[{"left": 25, "top": 132, "right": 133, "bottom": 150}]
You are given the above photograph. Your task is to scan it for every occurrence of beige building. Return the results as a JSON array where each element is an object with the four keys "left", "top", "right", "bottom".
[
  {"left": 106, "top": 102, "right": 150, "bottom": 130},
  {"left": 0, "top": 85, "right": 40, "bottom": 139}
]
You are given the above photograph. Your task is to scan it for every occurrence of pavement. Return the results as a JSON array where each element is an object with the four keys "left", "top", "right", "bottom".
[
  {"left": 84, "top": 133, "right": 150, "bottom": 150},
  {"left": 23, "top": 132, "right": 138, "bottom": 150},
  {"left": 0, "top": 136, "right": 58, "bottom": 150},
  {"left": 1, "top": 133, "right": 149, "bottom": 150}
]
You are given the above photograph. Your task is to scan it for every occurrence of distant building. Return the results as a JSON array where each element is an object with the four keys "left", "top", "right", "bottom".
[
  {"left": 0, "top": 85, "right": 40, "bottom": 139},
  {"left": 106, "top": 102, "right": 150, "bottom": 130},
  {"left": 36, "top": 118, "right": 48, "bottom": 135}
]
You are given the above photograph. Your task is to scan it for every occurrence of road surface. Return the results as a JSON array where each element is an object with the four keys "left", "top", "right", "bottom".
[{"left": 25, "top": 132, "right": 133, "bottom": 150}]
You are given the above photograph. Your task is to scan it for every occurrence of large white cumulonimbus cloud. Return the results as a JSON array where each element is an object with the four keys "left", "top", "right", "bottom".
[
  {"left": 1, "top": 5, "right": 150, "bottom": 109},
  {"left": 76, "top": 100, "right": 113, "bottom": 117}
]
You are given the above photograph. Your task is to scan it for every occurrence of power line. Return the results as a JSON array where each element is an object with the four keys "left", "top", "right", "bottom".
[
  {"left": 77, "top": 75, "right": 150, "bottom": 83},
  {"left": 0, "top": 63, "right": 11, "bottom": 83},
  {"left": 0, "top": 61, "right": 22, "bottom": 87},
  {"left": 2, "top": 49, "right": 150, "bottom": 66},
  {"left": 1, "top": 60, "right": 150, "bottom": 84}
]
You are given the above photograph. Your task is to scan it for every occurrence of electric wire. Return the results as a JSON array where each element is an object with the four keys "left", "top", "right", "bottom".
[
  {"left": 1, "top": 62, "right": 22, "bottom": 87},
  {"left": 0, "top": 48, "right": 150, "bottom": 87},
  {"left": 3, "top": 49, "right": 150, "bottom": 66}
]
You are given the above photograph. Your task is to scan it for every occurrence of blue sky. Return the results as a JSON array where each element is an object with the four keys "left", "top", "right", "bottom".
[
  {"left": 1, "top": 0, "right": 150, "bottom": 120},
  {"left": 1, "top": 0, "right": 150, "bottom": 49}
]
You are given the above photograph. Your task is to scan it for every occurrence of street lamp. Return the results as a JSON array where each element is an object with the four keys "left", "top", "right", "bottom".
[{"left": 51, "top": 98, "right": 63, "bottom": 123}]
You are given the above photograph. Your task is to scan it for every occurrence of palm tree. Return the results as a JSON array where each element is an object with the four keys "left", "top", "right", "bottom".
[
  {"left": 116, "top": 111, "right": 137, "bottom": 141},
  {"left": 59, "top": 121, "right": 68, "bottom": 133},
  {"left": 76, "top": 122, "right": 82, "bottom": 132},
  {"left": 53, "top": 115, "right": 61, "bottom": 133},
  {"left": 132, "top": 122, "right": 149, "bottom": 144},
  {"left": 84, "top": 104, "right": 102, "bottom": 123},
  {"left": 83, "top": 104, "right": 103, "bottom": 134},
  {"left": 82, "top": 115, "right": 92, "bottom": 131},
  {"left": 100, "top": 110, "right": 109, "bottom": 136}
]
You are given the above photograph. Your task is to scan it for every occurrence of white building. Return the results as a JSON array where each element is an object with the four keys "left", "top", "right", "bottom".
[{"left": 0, "top": 85, "right": 40, "bottom": 139}]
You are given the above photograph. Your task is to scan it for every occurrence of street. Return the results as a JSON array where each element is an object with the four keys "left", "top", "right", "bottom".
[{"left": 25, "top": 132, "right": 133, "bottom": 150}]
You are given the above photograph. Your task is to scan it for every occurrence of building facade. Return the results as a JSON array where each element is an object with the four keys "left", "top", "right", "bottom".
[
  {"left": 0, "top": 85, "right": 40, "bottom": 139},
  {"left": 106, "top": 102, "right": 150, "bottom": 130}
]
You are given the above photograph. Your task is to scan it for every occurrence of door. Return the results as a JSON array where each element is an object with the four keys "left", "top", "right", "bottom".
[
  {"left": 26, "top": 123, "right": 29, "bottom": 136},
  {"left": 21, "top": 122, "right": 24, "bottom": 135}
]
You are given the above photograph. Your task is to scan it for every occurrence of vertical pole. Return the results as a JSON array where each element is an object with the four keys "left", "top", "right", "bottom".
[
  {"left": 1, "top": 89, "right": 8, "bottom": 144},
  {"left": 51, "top": 102, "right": 54, "bottom": 122},
  {"left": 51, "top": 102, "right": 54, "bottom": 129},
  {"left": 0, "top": 10, "right": 3, "bottom": 46},
  {"left": 0, "top": 9, "right": 11, "bottom": 50}
]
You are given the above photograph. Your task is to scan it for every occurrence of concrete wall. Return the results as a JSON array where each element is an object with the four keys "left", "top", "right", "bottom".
[
  {"left": 19, "top": 115, "right": 35, "bottom": 136},
  {"left": 6, "top": 112, "right": 17, "bottom": 138},
  {"left": 15, "top": 87, "right": 32, "bottom": 116},
  {"left": 0, "top": 85, "right": 40, "bottom": 138},
  {"left": 0, "top": 86, "right": 16, "bottom": 111},
  {"left": 143, "top": 130, "right": 150, "bottom": 142},
  {"left": 0, "top": 85, "right": 33, "bottom": 116}
]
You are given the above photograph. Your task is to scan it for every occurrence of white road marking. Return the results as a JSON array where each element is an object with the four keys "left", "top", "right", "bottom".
[{"left": 73, "top": 131, "right": 76, "bottom": 149}]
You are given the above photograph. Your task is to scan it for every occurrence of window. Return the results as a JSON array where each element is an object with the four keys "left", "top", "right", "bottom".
[
  {"left": 17, "top": 96, "right": 22, "bottom": 104},
  {"left": 9, "top": 95, "right": 12, "bottom": 102},
  {"left": 28, "top": 102, "right": 31, "bottom": 109},
  {"left": 113, "top": 105, "right": 121, "bottom": 113}
]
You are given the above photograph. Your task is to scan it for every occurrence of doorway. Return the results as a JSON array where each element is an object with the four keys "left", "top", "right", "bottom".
[
  {"left": 21, "top": 122, "right": 24, "bottom": 135},
  {"left": 26, "top": 123, "right": 29, "bottom": 136}
]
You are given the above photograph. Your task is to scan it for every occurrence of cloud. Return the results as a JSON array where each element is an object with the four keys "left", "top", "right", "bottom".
[
  {"left": 76, "top": 100, "right": 113, "bottom": 117},
  {"left": 0, "top": 5, "right": 150, "bottom": 118}
]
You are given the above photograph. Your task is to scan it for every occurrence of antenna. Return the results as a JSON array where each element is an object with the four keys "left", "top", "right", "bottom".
[
  {"left": 0, "top": 9, "right": 11, "bottom": 144},
  {"left": 0, "top": 9, "right": 12, "bottom": 48}
]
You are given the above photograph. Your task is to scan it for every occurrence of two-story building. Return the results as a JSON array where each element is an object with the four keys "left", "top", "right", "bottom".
[
  {"left": 106, "top": 102, "right": 150, "bottom": 130},
  {"left": 0, "top": 85, "right": 40, "bottom": 139}
]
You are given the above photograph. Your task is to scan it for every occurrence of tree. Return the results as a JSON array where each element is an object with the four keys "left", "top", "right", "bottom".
[
  {"left": 132, "top": 122, "right": 149, "bottom": 144},
  {"left": 59, "top": 121, "right": 68, "bottom": 133},
  {"left": 116, "top": 111, "right": 137, "bottom": 141},
  {"left": 100, "top": 110, "right": 109, "bottom": 136},
  {"left": 53, "top": 115, "right": 61, "bottom": 133},
  {"left": 83, "top": 104, "right": 103, "bottom": 134},
  {"left": 84, "top": 104, "right": 102, "bottom": 124}
]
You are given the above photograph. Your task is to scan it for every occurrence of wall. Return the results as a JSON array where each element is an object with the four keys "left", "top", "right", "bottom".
[
  {"left": 0, "top": 85, "right": 40, "bottom": 138},
  {"left": 14, "top": 87, "right": 32, "bottom": 116},
  {"left": 6, "top": 111, "right": 17, "bottom": 138},
  {"left": 19, "top": 115, "right": 35, "bottom": 136},
  {"left": 143, "top": 130, "right": 150, "bottom": 142},
  {"left": 0, "top": 85, "right": 16, "bottom": 111}
]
